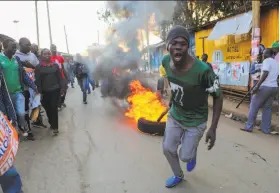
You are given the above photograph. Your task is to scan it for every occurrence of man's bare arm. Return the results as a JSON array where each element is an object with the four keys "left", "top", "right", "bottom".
[{"left": 210, "top": 94, "right": 223, "bottom": 131}]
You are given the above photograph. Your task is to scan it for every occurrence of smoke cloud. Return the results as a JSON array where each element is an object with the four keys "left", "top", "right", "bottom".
[{"left": 94, "top": 1, "right": 176, "bottom": 78}]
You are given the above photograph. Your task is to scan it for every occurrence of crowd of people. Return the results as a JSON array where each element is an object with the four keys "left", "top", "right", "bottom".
[{"left": 0, "top": 37, "right": 96, "bottom": 192}]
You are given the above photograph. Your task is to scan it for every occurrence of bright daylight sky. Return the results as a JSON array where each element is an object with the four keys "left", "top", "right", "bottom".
[{"left": 0, "top": 1, "right": 108, "bottom": 54}]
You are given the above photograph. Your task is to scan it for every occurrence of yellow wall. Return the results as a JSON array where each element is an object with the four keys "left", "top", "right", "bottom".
[{"left": 195, "top": 8, "right": 279, "bottom": 63}]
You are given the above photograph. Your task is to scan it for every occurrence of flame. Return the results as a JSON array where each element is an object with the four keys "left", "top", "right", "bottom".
[
  {"left": 118, "top": 40, "right": 130, "bottom": 52},
  {"left": 125, "top": 80, "right": 167, "bottom": 122}
]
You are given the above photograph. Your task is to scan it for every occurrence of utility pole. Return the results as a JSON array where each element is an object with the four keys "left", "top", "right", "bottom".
[
  {"left": 46, "top": 0, "right": 53, "bottom": 45},
  {"left": 251, "top": 1, "right": 260, "bottom": 62},
  {"left": 64, "top": 25, "right": 70, "bottom": 54},
  {"left": 13, "top": 20, "right": 19, "bottom": 41},
  {"left": 35, "top": 0, "right": 40, "bottom": 47},
  {"left": 199, "top": 36, "right": 208, "bottom": 55}
]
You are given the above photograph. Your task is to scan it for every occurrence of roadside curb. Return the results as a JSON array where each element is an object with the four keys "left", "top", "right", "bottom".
[{"left": 208, "top": 103, "right": 279, "bottom": 132}]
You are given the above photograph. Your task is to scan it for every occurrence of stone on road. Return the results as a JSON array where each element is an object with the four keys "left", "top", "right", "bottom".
[{"left": 15, "top": 87, "right": 278, "bottom": 193}]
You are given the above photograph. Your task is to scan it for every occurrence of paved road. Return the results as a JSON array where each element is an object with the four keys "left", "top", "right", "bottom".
[{"left": 14, "top": 85, "right": 278, "bottom": 193}]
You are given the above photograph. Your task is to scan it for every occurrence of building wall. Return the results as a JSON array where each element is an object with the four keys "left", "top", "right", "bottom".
[{"left": 195, "top": 8, "right": 279, "bottom": 90}]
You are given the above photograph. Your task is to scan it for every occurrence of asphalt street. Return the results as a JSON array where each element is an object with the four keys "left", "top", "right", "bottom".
[{"left": 12, "top": 85, "right": 279, "bottom": 193}]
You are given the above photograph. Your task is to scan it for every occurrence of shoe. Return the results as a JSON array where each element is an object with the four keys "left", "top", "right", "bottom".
[
  {"left": 240, "top": 128, "right": 252, "bottom": 133},
  {"left": 53, "top": 129, "right": 59, "bottom": 135},
  {"left": 26, "top": 133, "right": 35, "bottom": 141},
  {"left": 261, "top": 130, "right": 271, "bottom": 134},
  {"left": 88, "top": 92, "right": 91, "bottom": 94},
  {"left": 187, "top": 156, "right": 197, "bottom": 172},
  {"left": 83, "top": 101, "right": 88, "bottom": 104},
  {"left": 61, "top": 103, "right": 67, "bottom": 108},
  {"left": 32, "top": 121, "right": 47, "bottom": 128},
  {"left": 165, "top": 173, "right": 184, "bottom": 188}
]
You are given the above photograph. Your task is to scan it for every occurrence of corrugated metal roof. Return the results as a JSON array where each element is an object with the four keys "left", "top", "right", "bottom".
[{"left": 207, "top": 11, "right": 252, "bottom": 40}]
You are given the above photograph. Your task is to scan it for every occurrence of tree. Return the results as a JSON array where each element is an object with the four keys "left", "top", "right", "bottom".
[{"left": 172, "top": 0, "right": 252, "bottom": 30}]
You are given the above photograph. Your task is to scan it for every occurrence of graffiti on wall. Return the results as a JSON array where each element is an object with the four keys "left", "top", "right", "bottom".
[{"left": 212, "top": 61, "right": 250, "bottom": 86}]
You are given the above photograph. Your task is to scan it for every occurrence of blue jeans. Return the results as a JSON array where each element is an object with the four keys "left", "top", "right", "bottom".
[
  {"left": 86, "top": 74, "right": 95, "bottom": 93},
  {"left": 0, "top": 166, "right": 23, "bottom": 193},
  {"left": 68, "top": 72, "right": 75, "bottom": 87},
  {"left": 78, "top": 77, "right": 87, "bottom": 102},
  {"left": 10, "top": 92, "right": 26, "bottom": 130},
  {"left": 245, "top": 86, "right": 278, "bottom": 133}
]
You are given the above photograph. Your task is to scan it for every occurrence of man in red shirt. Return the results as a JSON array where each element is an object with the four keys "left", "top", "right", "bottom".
[{"left": 50, "top": 44, "right": 68, "bottom": 109}]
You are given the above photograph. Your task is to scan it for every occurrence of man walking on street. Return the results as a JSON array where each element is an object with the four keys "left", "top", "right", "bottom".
[
  {"left": 74, "top": 54, "right": 89, "bottom": 104},
  {"left": 241, "top": 48, "right": 279, "bottom": 134},
  {"left": 50, "top": 44, "right": 68, "bottom": 109},
  {"left": 161, "top": 25, "right": 223, "bottom": 188},
  {"left": 0, "top": 39, "right": 37, "bottom": 141}
]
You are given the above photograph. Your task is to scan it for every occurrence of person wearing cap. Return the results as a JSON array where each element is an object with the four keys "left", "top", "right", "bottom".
[
  {"left": 271, "top": 41, "right": 279, "bottom": 63},
  {"left": 241, "top": 48, "right": 279, "bottom": 134},
  {"left": 161, "top": 25, "right": 223, "bottom": 188}
]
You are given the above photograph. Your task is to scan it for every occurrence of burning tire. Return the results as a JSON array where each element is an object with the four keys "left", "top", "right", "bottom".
[{"left": 137, "top": 118, "right": 166, "bottom": 136}]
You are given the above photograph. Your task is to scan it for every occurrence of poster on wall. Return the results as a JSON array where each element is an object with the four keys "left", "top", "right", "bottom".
[{"left": 214, "top": 61, "right": 250, "bottom": 86}]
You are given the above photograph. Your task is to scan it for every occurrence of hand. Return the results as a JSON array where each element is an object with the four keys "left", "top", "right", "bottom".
[
  {"left": 35, "top": 89, "right": 39, "bottom": 95},
  {"left": 23, "top": 61, "right": 34, "bottom": 68},
  {"left": 251, "top": 85, "right": 260, "bottom": 95},
  {"left": 205, "top": 128, "right": 216, "bottom": 150}
]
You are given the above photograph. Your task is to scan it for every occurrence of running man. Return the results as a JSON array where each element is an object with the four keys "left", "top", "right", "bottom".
[{"left": 161, "top": 25, "right": 223, "bottom": 188}]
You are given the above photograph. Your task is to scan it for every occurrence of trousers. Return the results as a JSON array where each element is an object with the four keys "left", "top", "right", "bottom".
[
  {"left": 245, "top": 86, "right": 278, "bottom": 133},
  {"left": 163, "top": 115, "right": 207, "bottom": 176},
  {"left": 41, "top": 89, "right": 60, "bottom": 129},
  {"left": 0, "top": 166, "right": 22, "bottom": 193},
  {"left": 78, "top": 77, "right": 88, "bottom": 102},
  {"left": 10, "top": 92, "right": 26, "bottom": 132}
]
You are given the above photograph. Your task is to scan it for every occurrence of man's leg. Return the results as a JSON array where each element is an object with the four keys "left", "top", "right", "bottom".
[
  {"left": 244, "top": 87, "right": 274, "bottom": 131},
  {"left": 82, "top": 78, "right": 88, "bottom": 103},
  {"left": 0, "top": 166, "right": 23, "bottom": 193},
  {"left": 23, "top": 90, "right": 35, "bottom": 140},
  {"left": 14, "top": 93, "right": 28, "bottom": 133},
  {"left": 162, "top": 115, "right": 184, "bottom": 188},
  {"left": 49, "top": 90, "right": 60, "bottom": 134},
  {"left": 88, "top": 77, "right": 95, "bottom": 90},
  {"left": 70, "top": 76, "right": 74, "bottom": 88},
  {"left": 86, "top": 78, "right": 91, "bottom": 94},
  {"left": 260, "top": 87, "right": 278, "bottom": 133},
  {"left": 60, "top": 88, "right": 67, "bottom": 107},
  {"left": 180, "top": 122, "right": 207, "bottom": 172},
  {"left": 41, "top": 92, "right": 52, "bottom": 128}
]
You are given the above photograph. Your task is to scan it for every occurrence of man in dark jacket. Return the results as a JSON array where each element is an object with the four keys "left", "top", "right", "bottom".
[
  {"left": 0, "top": 39, "right": 37, "bottom": 140},
  {"left": 74, "top": 54, "right": 89, "bottom": 104}
]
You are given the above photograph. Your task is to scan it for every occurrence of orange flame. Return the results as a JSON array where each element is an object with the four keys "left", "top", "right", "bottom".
[{"left": 125, "top": 80, "right": 167, "bottom": 122}]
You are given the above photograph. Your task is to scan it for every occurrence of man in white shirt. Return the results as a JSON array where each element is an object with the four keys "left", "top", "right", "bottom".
[{"left": 241, "top": 48, "right": 279, "bottom": 134}]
